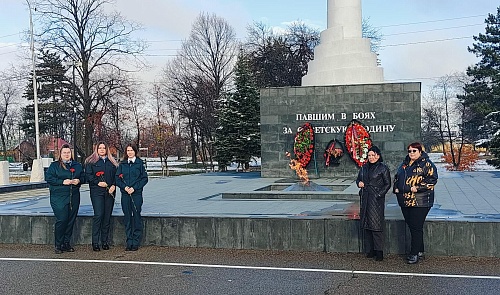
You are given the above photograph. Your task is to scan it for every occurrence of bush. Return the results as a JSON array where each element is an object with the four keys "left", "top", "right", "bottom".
[{"left": 442, "top": 145, "right": 479, "bottom": 171}]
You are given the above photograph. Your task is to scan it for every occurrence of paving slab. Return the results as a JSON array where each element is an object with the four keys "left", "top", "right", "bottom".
[{"left": 0, "top": 170, "right": 498, "bottom": 222}]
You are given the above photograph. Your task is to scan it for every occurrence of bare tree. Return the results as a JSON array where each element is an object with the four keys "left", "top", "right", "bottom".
[
  {"left": 34, "top": 0, "right": 147, "bottom": 157},
  {"left": 163, "top": 13, "right": 237, "bottom": 164},
  {"left": 181, "top": 12, "right": 238, "bottom": 99},
  {"left": 0, "top": 71, "right": 21, "bottom": 160},
  {"left": 425, "top": 73, "right": 470, "bottom": 169},
  {"left": 421, "top": 98, "right": 445, "bottom": 152},
  {"left": 362, "top": 17, "right": 383, "bottom": 55},
  {"left": 116, "top": 85, "right": 147, "bottom": 148}
]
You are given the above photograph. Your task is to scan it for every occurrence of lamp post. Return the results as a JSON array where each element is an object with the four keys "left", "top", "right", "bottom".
[
  {"left": 26, "top": 0, "right": 44, "bottom": 182},
  {"left": 26, "top": 0, "right": 40, "bottom": 159},
  {"left": 72, "top": 62, "right": 77, "bottom": 160}
]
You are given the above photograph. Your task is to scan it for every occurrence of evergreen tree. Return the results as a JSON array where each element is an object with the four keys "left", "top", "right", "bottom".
[
  {"left": 215, "top": 53, "right": 261, "bottom": 170},
  {"left": 458, "top": 7, "right": 500, "bottom": 166},
  {"left": 22, "top": 50, "right": 72, "bottom": 140},
  {"left": 459, "top": 7, "right": 500, "bottom": 143}
]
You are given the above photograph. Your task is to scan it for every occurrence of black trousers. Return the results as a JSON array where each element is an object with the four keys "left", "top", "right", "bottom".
[
  {"left": 401, "top": 207, "right": 431, "bottom": 255},
  {"left": 90, "top": 191, "right": 115, "bottom": 244},
  {"left": 364, "top": 229, "right": 384, "bottom": 252}
]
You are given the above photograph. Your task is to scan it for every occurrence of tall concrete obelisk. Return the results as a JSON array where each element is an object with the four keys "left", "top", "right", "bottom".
[{"left": 302, "top": 0, "right": 383, "bottom": 86}]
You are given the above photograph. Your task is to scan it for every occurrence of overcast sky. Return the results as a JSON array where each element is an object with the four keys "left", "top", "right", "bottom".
[{"left": 0, "top": 0, "right": 498, "bottom": 93}]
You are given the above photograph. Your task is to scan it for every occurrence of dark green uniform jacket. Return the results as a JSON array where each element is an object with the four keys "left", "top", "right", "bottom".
[
  {"left": 115, "top": 158, "right": 148, "bottom": 195},
  {"left": 46, "top": 161, "right": 85, "bottom": 203}
]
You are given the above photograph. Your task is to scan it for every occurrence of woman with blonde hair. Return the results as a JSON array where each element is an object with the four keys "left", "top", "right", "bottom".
[
  {"left": 84, "top": 141, "right": 118, "bottom": 251},
  {"left": 45, "top": 144, "right": 84, "bottom": 254}
]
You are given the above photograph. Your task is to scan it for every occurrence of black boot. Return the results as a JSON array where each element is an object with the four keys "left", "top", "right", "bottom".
[
  {"left": 92, "top": 243, "right": 101, "bottom": 251},
  {"left": 375, "top": 251, "right": 384, "bottom": 261},
  {"left": 62, "top": 242, "right": 74, "bottom": 252},
  {"left": 366, "top": 250, "right": 376, "bottom": 258}
]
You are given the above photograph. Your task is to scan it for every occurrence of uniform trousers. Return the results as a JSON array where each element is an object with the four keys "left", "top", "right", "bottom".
[
  {"left": 50, "top": 195, "right": 80, "bottom": 248},
  {"left": 90, "top": 192, "right": 115, "bottom": 244},
  {"left": 121, "top": 193, "right": 143, "bottom": 247}
]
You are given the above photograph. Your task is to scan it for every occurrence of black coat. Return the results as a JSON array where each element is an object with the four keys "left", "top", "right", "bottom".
[
  {"left": 356, "top": 161, "right": 391, "bottom": 231},
  {"left": 393, "top": 152, "right": 438, "bottom": 208}
]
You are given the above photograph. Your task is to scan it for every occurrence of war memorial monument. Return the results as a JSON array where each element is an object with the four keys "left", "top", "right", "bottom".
[
  {"left": 0, "top": 0, "right": 498, "bottom": 258},
  {"left": 261, "top": 0, "right": 420, "bottom": 178}
]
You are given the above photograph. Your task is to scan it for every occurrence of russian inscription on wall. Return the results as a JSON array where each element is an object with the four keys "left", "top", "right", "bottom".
[{"left": 260, "top": 83, "right": 421, "bottom": 178}]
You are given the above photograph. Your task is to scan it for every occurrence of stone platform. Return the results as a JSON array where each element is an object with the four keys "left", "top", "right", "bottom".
[{"left": 0, "top": 170, "right": 499, "bottom": 257}]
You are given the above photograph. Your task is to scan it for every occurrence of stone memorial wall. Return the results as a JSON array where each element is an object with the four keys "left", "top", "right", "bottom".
[{"left": 260, "top": 82, "right": 421, "bottom": 178}]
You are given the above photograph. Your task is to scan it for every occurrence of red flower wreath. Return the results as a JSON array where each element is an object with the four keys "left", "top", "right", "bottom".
[
  {"left": 324, "top": 139, "right": 344, "bottom": 167},
  {"left": 293, "top": 122, "right": 314, "bottom": 167},
  {"left": 345, "top": 119, "right": 372, "bottom": 167}
]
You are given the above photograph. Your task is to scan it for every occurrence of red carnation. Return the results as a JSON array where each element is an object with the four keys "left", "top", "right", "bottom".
[
  {"left": 96, "top": 171, "right": 104, "bottom": 177},
  {"left": 69, "top": 168, "right": 75, "bottom": 173},
  {"left": 119, "top": 173, "right": 123, "bottom": 178}
]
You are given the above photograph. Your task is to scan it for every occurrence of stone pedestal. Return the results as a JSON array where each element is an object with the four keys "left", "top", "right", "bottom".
[
  {"left": 30, "top": 159, "right": 45, "bottom": 182},
  {"left": 302, "top": 0, "right": 383, "bottom": 86},
  {"left": 0, "top": 161, "right": 9, "bottom": 185}
]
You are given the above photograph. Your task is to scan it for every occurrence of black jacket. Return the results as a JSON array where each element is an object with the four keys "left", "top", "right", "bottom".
[
  {"left": 85, "top": 157, "right": 117, "bottom": 196},
  {"left": 356, "top": 161, "right": 391, "bottom": 231},
  {"left": 393, "top": 152, "right": 438, "bottom": 208},
  {"left": 115, "top": 158, "right": 148, "bottom": 196}
]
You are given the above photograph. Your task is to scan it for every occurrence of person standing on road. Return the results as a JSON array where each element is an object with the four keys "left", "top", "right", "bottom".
[
  {"left": 45, "top": 144, "right": 84, "bottom": 254},
  {"left": 115, "top": 143, "right": 148, "bottom": 251},
  {"left": 84, "top": 141, "right": 118, "bottom": 252},
  {"left": 356, "top": 146, "right": 391, "bottom": 261},
  {"left": 393, "top": 142, "right": 438, "bottom": 264}
]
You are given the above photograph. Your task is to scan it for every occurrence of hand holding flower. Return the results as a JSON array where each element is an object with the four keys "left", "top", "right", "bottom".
[
  {"left": 96, "top": 171, "right": 114, "bottom": 198},
  {"left": 96, "top": 171, "right": 108, "bottom": 188},
  {"left": 125, "top": 186, "right": 135, "bottom": 195},
  {"left": 119, "top": 173, "right": 138, "bottom": 213}
]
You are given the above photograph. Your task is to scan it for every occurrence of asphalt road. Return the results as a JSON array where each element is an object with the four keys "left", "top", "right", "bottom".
[{"left": 0, "top": 244, "right": 498, "bottom": 295}]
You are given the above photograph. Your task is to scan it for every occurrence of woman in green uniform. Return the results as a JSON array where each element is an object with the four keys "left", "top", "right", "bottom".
[
  {"left": 45, "top": 144, "right": 84, "bottom": 254},
  {"left": 115, "top": 144, "right": 148, "bottom": 251}
]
